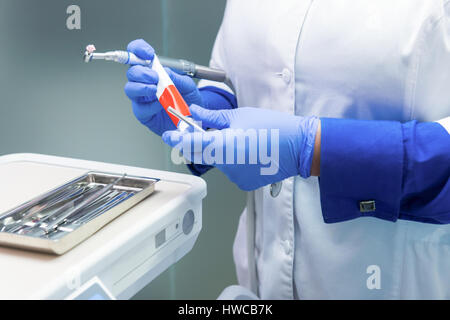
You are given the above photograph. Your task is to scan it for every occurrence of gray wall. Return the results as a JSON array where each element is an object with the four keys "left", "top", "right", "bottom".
[{"left": 0, "top": 0, "right": 246, "bottom": 299}]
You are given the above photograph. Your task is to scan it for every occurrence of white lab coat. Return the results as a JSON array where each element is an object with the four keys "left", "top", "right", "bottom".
[{"left": 202, "top": 0, "right": 450, "bottom": 299}]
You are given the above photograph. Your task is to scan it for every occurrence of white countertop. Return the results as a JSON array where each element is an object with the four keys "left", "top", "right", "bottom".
[{"left": 0, "top": 153, "right": 206, "bottom": 299}]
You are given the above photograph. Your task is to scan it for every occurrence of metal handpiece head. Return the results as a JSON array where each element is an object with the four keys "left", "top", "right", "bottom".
[
  {"left": 83, "top": 45, "right": 141, "bottom": 65},
  {"left": 83, "top": 44, "right": 97, "bottom": 63}
]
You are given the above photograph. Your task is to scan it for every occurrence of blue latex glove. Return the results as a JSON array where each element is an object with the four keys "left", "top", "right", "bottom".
[
  {"left": 124, "top": 39, "right": 203, "bottom": 136},
  {"left": 162, "top": 105, "right": 319, "bottom": 191}
]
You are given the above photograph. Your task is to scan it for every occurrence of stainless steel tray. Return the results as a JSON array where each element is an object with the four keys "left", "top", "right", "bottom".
[{"left": 0, "top": 171, "right": 158, "bottom": 255}]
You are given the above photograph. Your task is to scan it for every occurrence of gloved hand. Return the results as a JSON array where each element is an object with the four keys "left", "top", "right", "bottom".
[
  {"left": 162, "top": 105, "right": 319, "bottom": 191},
  {"left": 124, "top": 39, "right": 203, "bottom": 136}
]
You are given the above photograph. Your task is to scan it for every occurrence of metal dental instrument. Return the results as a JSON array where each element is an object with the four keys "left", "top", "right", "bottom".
[
  {"left": 1, "top": 184, "right": 85, "bottom": 232},
  {"left": 40, "top": 174, "right": 126, "bottom": 234},
  {"left": 49, "top": 192, "right": 133, "bottom": 237},
  {"left": 49, "top": 191, "right": 129, "bottom": 234},
  {"left": 167, "top": 106, "right": 205, "bottom": 133},
  {"left": 66, "top": 190, "right": 123, "bottom": 224},
  {"left": 75, "top": 191, "right": 133, "bottom": 225},
  {"left": 83, "top": 44, "right": 234, "bottom": 90},
  {"left": 13, "top": 185, "right": 104, "bottom": 236},
  {"left": 3, "top": 184, "right": 93, "bottom": 233},
  {"left": 49, "top": 191, "right": 135, "bottom": 238}
]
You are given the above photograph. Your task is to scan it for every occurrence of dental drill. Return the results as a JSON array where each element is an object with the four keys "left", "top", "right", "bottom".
[
  {"left": 83, "top": 45, "right": 231, "bottom": 84},
  {"left": 83, "top": 44, "right": 232, "bottom": 132},
  {"left": 84, "top": 44, "right": 205, "bottom": 132}
]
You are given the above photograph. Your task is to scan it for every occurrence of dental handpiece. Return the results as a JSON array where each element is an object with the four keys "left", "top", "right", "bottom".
[
  {"left": 84, "top": 44, "right": 205, "bottom": 132},
  {"left": 83, "top": 45, "right": 233, "bottom": 87}
]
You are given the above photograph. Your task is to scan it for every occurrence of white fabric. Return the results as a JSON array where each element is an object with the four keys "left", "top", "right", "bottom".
[
  {"left": 437, "top": 117, "right": 450, "bottom": 134},
  {"left": 198, "top": 79, "right": 234, "bottom": 95},
  {"left": 217, "top": 285, "right": 259, "bottom": 300},
  {"left": 210, "top": 0, "right": 450, "bottom": 299}
]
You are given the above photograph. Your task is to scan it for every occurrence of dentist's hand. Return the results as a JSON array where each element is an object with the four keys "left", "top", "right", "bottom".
[
  {"left": 162, "top": 105, "right": 319, "bottom": 191},
  {"left": 124, "top": 39, "right": 203, "bottom": 136}
]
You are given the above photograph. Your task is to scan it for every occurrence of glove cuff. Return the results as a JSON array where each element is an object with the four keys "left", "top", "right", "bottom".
[{"left": 298, "top": 116, "right": 320, "bottom": 179}]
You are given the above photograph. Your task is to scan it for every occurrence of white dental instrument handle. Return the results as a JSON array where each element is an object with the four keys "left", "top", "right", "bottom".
[{"left": 153, "top": 55, "right": 193, "bottom": 131}]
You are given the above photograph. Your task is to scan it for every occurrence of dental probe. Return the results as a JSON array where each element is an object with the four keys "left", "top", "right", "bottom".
[{"left": 167, "top": 106, "right": 205, "bottom": 133}]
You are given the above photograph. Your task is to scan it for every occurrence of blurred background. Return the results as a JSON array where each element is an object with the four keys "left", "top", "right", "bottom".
[{"left": 0, "top": 0, "right": 246, "bottom": 299}]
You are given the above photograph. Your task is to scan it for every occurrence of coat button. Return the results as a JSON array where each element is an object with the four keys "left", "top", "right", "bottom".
[
  {"left": 283, "top": 240, "right": 292, "bottom": 255},
  {"left": 270, "top": 182, "right": 282, "bottom": 198},
  {"left": 281, "top": 68, "right": 292, "bottom": 84}
]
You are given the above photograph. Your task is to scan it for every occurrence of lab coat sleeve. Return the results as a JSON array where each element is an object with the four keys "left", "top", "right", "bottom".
[
  {"left": 199, "top": 86, "right": 238, "bottom": 111},
  {"left": 318, "top": 117, "right": 450, "bottom": 224}
]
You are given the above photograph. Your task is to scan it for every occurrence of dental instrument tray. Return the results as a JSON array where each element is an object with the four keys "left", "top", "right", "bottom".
[{"left": 0, "top": 172, "right": 158, "bottom": 255}]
